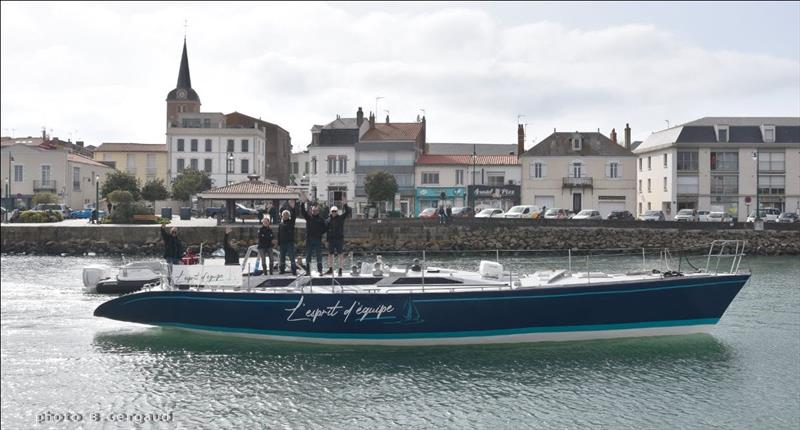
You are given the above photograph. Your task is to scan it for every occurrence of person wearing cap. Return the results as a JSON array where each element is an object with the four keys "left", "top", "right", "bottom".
[
  {"left": 277, "top": 200, "right": 298, "bottom": 275},
  {"left": 300, "top": 195, "right": 327, "bottom": 275},
  {"left": 325, "top": 202, "right": 350, "bottom": 276},
  {"left": 160, "top": 223, "right": 184, "bottom": 265}
]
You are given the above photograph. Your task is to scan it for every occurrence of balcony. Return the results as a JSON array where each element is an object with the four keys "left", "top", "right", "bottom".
[
  {"left": 562, "top": 177, "right": 593, "bottom": 189},
  {"left": 33, "top": 180, "right": 57, "bottom": 192}
]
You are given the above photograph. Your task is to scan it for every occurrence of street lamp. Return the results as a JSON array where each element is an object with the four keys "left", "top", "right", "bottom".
[
  {"left": 753, "top": 150, "right": 760, "bottom": 222},
  {"left": 226, "top": 152, "right": 234, "bottom": 186},
  {"left": 4, "top": 178, "right": 8, "bottom": 222},
  {"left": 95, "top": 175, "right": 100, "bottom": 223},
  {"left": 471, "top": 145, "right": 477, "bottom": 208}
]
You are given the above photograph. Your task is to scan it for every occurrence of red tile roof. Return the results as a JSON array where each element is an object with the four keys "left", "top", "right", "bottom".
[
  {"left": 68, "top": 154, "right": 113, "bottom": 168},
  {"left": 96, "top": 143, "right": 167, "bottom": 152},
  {"left": 361, "top": 123, "right": 423, "bottom": 141},
  {"left": 198, "top": 180, "right": 300, "bottom": 199},
  {"left": 416, "top": 154, "right": 520, "bottom": 165}
]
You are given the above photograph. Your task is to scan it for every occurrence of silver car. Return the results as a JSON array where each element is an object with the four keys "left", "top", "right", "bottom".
[
  {"left": 674, "top": 209, "right": 698, "bottom": 222},
  {"left": 571, "top": 209, "right": 602, "bottom": 220},
  {"left": 639, "top": 210, "right": 665, "bottom": 221}
]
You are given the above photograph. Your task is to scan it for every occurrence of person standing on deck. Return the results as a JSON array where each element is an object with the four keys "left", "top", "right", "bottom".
[
  {"left": 277, "top": 200, "right": 298, "bottom": 275},
  {"left": 300, "top": 196, "right": 327, "bottom": 275},
  {"left": 257, "top": 217, "right": 276, "bottom": 275},
  {"left": 223, "top": 226, "right": 240, "bottom": 266},
  {"left": 325, "top": 203, "right": 350, "bottom": 276}
]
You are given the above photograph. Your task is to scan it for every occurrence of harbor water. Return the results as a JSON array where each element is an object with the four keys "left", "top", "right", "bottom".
[{"left": 1, "top": 253, "right": 798, "bottom": 429}]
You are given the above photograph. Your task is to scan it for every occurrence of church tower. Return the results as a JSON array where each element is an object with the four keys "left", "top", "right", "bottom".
[{"left": 165, "top": 38, "right": 201, "bottom": 128}]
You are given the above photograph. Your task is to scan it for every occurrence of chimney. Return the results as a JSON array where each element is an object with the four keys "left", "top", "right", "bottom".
[
  {"left": 369, "top": 111, "right": 375, "bottom": 128},
  {"left": 610, "top": 128, "right": 617, "bottom": 145},
  {"left": 76, "top": 141, "right": 84, "bottom": 148},
  {"left": 356, "top": 107, "right": 364, "bottom": 127},
  {"left": 385, "top": 115, "right": 390, "bottom": 124},
  {"left": 624, "top": 123, "right": 631, "bottom": 150},
  {"left": 421, "top": 115, "right": 427, "bottom": 153},
  {"left": 517, "top": 124, "right": 525, "bottom": 157}
]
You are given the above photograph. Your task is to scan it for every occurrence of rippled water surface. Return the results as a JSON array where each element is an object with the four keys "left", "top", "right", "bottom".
[{"left": 2, "top": 254, "right": 798, "bottom": 429}]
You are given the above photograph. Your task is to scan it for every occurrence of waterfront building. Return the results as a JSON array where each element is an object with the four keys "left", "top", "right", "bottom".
[
  {"left": 289, "top": 150, "right": 310, "bottom": 186},
  {"left": 520, "top": 126, "right": 636, "bottom": 217},
  {"left": 306, "top": 108, "right": 370, "bottom": 207},
  {"left": 354, "top": 113, "right": 426, "bottom": 216},
  {"left": 1, "top": 140, "right": 114, "bottom": 210},
  {"left": 634, "top": 117, "right": 800, "bottom": 221},
  {"left": 164, "top": 39, "right": 291, "bottom": 186},
  {"left": 93, "top": 143, "right": 168, "bottom": 185},
  {"left": 415, "top": 154, "right": 521, "bottom": 213}
]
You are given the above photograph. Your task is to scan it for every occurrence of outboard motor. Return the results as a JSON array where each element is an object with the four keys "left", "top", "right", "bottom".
[
  {"left": 350, "top": 265, "right": 360, "bottom": 276},
  {"left": 479, "top": 261, "right": 504, "bottom": 279},
  {"left": 410, "top": 258, "right": 422, "bottom": 272},
  {"left": 83, "top": 264, "right": 112, "bottom": 292}
]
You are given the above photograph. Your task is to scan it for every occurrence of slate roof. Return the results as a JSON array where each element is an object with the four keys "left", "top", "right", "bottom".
[
  {"left": 323, "top": 117, "right": 360, "bottom": 129},
  {"left": 361, "top": 123, "right": 423, "bottom": 141},
  {"left": 166, "top": 39, "right": 200, "bottom": 102},
  {"left": 95, "top": 143, "right": 167, "bottom": 152},
  {"left": 635, "top": 117, "right": 800, "bottom": 153},
  {"left": 417, "top": 154, "right": 520, "bottom": 165},
  {"left": 522, "top": 132, "right": 633, "bottom": 157},
  {"left": 427, "top": 143, "right": 517, "bottom": 155}
]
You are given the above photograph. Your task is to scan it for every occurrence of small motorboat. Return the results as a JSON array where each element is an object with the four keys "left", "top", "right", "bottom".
[
  {"left": 83, "top": 261, "right": 165, "bottom": 295},
  {"left": 94, "top": 241, "right": 751, "bottom": 346}
]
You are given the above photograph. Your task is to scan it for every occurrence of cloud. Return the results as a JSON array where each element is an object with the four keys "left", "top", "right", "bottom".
[{"left": 1, "top": 2, "right": 798, "bottom": 149}]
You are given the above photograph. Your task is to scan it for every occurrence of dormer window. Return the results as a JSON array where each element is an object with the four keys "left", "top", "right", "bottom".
[
  {"left": 571, "top": 136, "right": 582, "bottom": 151},
  {"left": 715, "top": 125, "right": 729, "bottom": 143},
  {"left": 762, "top": 125, "right": 776, "bottom": 143}
]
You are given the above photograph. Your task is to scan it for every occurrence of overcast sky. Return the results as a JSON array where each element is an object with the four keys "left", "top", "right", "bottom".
[{"left": 2, "top": 1, "right": 798, "bottom": 151}]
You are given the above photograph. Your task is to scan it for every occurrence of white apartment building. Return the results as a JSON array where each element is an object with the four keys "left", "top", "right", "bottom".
[
  {"left": 1, "top": 141, "right": 115, "bottom": 210},
  {"left": 306, "top": 111, "right": 369, "bottom": 207},
  {"left": 520, "top": 130, "right": 637, "bottom": 217},
  {"left": 166, "top": 112, "right": 270, "bottom": 186},
  {"left": 634, "top": 117, "right": 800, "bottom": 221}
]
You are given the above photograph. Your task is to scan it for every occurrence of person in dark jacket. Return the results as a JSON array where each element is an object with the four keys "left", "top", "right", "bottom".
[
  {"left": 223, "top": 227, "right": 239, "bottom": 266},
  {"left": 300, "top": 197, "right": 327, "bottom": 275},
  {"left": 257, "top": 217, "right": 275, "bottom": 275},
  {"left": 325, "top": 203, "right": 350, "bottom": 276},
  {"left": 160, "top": 224, "right": 183, "bottom": 265},
  {"left": 277, "top": 200, "right": 298, "bottom": 275},
  {"left": 343, "top": 203, "right": 352, "bottom": 219},
  {"left": 446, "top": 205, "right": 453, "bottom": 224}
]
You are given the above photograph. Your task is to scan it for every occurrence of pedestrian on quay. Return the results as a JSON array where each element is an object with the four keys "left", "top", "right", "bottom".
[
  {"left": 325, "top": 202, "right": 350, "bottom": 276},
  {"left": 277, "top": 200, "right": 298, "bottom": 275},
  {"left": 257, "top": 217, "right": 276, "bottom": 275},
  {"left": 446, "top": 205, "right": 453, "bottom": 224},
  {"left": 300, "top": 196, "right": 326, "bottom": 275},
  {"left": 437, "top": 205, "right": 446, "bottom": 224},
  {"left": 89, "top": 208, "right": 98, "bottom": 224},
  {"left": 223, "top": 226, "right": 239, "bottom": 266}
]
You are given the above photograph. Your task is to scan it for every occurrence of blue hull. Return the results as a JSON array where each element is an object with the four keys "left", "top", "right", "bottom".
[{"left": 94, "top": 274, "right": 749, "bottom": 345}]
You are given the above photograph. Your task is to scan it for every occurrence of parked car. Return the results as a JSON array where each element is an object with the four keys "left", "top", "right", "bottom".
[
  {"left": 69, "top": 208, "right": 107, "bottom": 219},
  {"left": 504, "top": 205, "right": 540, "bottom": 219},
  {"left": 235, "top": 203, "right": 258, "bottom": 218},
  {"left": 32, "top": 203, "right": 71, "bottom": 217},
  {"left": 697, "top": 210, "right": 711, "bottom": 222},
  {"left": 475, "top": 208, "right": 505, "bottom": 218},
  {"left": 639, "top": 210, "right": 665, "bottom": 221},
  {"left": 205, "top": 206, "right": 225, "bottom": 218},
  {"left": 418, "top": 207, "right": 438, "bottom": 219},
  {"left": 385, "top": 210, "right": 406, "bottom": 218},
  {"left": 543, "top": 208, "right": 570, "bottom": 220},
  {"left": 450, "top": 207, "right": 474, "bottom": 218},
  {"left": 606, "top": 210, "right": 635, "bottom": 221},
  {"left": 674, "top": 209, "right": 698, "bottom": 222},
  {"left": 571, "top": 209, "right": 602, "bottom": 220},
  {"left": 746, "top": 208, "right": 781, "bottom": 223},
  {"left": 707, "top": 211, "right": 734, "bottom": 223},
  {"left": 778, "top": 212, "right": 799, "bottom": 223}
]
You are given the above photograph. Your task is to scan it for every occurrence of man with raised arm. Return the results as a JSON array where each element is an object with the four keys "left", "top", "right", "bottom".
[
  {"left": 276, "top": 200, "right": 298, "bottom": 276},
  {"left": 299, "top": 195, "right": 327, "bottom": 276}
]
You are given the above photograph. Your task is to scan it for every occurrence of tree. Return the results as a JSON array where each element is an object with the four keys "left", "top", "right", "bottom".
[
  {"left": 32, "top": 192, "right": 59, "bottom": 206},
  {"left": 171, "top": 168, "right": 212, "bottom": 202},
  {"left": 101, "top": 171, "right": 141, "bottom": 200},
  {"left": 364, "top": 171, "right": 397, "bottom": 216},
  {"left": 141, "top": 178, "right": 169, "bottom": 206}
]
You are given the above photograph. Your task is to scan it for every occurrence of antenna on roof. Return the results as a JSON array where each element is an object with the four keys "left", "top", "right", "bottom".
[{"left": 665, "top": 119, "right": 670, "bottom": 128}]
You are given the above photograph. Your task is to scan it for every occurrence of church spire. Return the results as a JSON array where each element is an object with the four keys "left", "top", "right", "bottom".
[{"left": 176, "top": 38, "right": 192, "bottom": 89}]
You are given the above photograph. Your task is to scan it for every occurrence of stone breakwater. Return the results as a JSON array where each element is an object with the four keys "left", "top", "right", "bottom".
[{"left": 1, "top": 220, "right": 798, "bottom": 256}]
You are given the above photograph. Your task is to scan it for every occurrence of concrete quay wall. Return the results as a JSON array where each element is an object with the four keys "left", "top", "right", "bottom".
[{"left": 1, "top": 219, "right": 798, "bottom": 256}]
